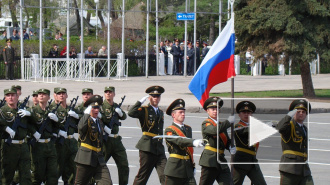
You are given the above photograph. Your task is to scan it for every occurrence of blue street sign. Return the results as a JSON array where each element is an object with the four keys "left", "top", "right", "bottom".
[{"left": 176, "top": 13, "right": 195, "bottom": 21}]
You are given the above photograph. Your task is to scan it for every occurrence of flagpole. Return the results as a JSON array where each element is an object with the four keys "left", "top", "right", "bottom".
[{"left": 229, "top": 1, "right": 235, "bottom": 184}]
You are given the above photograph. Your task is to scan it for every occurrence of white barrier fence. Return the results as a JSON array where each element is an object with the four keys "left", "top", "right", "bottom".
[{"left": 21, "top": 57, "right": 128, "bottom": 83}]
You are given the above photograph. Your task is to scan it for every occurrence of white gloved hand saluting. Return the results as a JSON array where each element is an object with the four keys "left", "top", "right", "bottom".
[
  {"left": 139, "top": 95, "right": 149, "bottom": 104},
  {"left": 227, "top": 115, "right": 235, "bottom": 124},
  {"left": 68, "top": 110, "right": 79, "bottom": 119},
  {"left": 229, "top": 145, "right": 237, "bottom": 155},
  {"left": 58, "top": 130, "right": 67, "bottom": 138},
  {"left": 33, "top": 131, "right": 41, "bottom": 141},
  {"left": 115, "top": 108, "right": 123, "bottom": 117},
  {"left": 193, "top": 139, "right": 204, "bottom": 148},
  {"left": 287, "top": 109, "right": 297, "bottom": 117},
  {"left": 48, "top": 113, "right": 59, "bottom": 122},
  {"left": 5, "top": 127, "right": 15, "bottom": 139},
  {"left": 104, "top": 126, "right": 112, "bottom": 135},
  {"left": 84, "top": 105, "right": 92, "bottom": 114},
  {"left": 98, "top": 112, "right": 102, "bottom": 119},
  {"left": 18, "top": 109, "right": 31, "bottom": 117}
]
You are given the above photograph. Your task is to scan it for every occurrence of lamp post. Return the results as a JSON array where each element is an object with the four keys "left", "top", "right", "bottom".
[{"left": 94, "top": 0, "right": 99, "bottom": 39}]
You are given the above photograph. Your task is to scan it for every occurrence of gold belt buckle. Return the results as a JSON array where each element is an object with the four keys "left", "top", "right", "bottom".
[
  {"left": 19, "top": 140, "right": 23, "bottom": 144},
  {"left": 45, "top": 139, "right": 49, "bottom": 143},
  {"left": 114, "top": 134, "right": 118, "bottom": 138},
  {"left": 67, "top": 135, "right": 72, "bottom": 139}
]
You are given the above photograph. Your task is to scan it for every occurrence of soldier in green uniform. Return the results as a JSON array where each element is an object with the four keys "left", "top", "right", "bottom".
[
  {"left": 77, "top": 88, "right": 93, "bottom": 114},
  {"left": 50, "top": 87, "right": 79, "bottom": 185},
  {"left": 11, "top": 85, "right": 22, "bottom": 98},
  {"left": 128, "top": 85, "right": 167, "bottom": 185},
  {"left": 29, "top": 88, "right": 59, "bottom": 185},
  {"left": 74, "top": 95, "right": 112, "bottom": 184},
  {"left": 2, "top": 39, "right": 15, "bottom": 80},
  {"left": 276, "top": 99, "right": 313, "bottom": 185},
  {"left": 164, "top": 99, "right": 204, "bottom": 185},
  {"left": 32, "top": 90, "right": 39, "bottom": 106},
  {"left": 233, "top": 101, "right": 266, "bottom": 185},
  {"left": 0, "top": 88, "right": 40, "bottom": 185},
  {"left": 199, "top": 97, "right": 236, "bottom": 185},
  {"left": 101, "top": 86, "right": 129, "bottom": 185}
]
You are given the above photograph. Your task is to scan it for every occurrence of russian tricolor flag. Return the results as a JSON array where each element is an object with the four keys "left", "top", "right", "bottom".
[{"left": 189, "top": 17, "right": 236, "bottom": 106}]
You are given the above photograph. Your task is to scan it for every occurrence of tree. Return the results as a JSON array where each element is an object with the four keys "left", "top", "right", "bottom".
[{"left": 235, "top": 0, "right": 329, "bottom": 98}]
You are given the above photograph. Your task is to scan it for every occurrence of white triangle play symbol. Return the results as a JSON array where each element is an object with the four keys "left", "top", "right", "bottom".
[{"left": 249, "top": 116, "right": 278, "bottom": 146}]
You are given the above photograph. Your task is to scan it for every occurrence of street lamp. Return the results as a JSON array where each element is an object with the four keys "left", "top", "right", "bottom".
[{"left": 94, "top": 0, "right": 99, "bottom": 39}]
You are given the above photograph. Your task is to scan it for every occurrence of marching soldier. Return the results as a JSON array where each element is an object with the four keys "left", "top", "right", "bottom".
[
  {"left": 3, "top": 38, "right": 16, "bottom": 80},
  {"left": 199, "top": 97, "right": 236, "bottom": 185},
  {"left": 50, "top": 87, "right": 79, "bottom": 185},
  {"left": 76, "top": 88, "right": 93, "bottom": 114},
  {"left": 74, "top": 95, "right": 112, "bottom": 184},
  {"left": 29, "top": 88, "right": 59, "bottom": 185},
  {"left": 32, "top": 90, "right": 39, "bottom": 106},
  {"left": 101, "top": 86, "right": 129, "bottom": 185},
  {"left": 276, "top": 99, "right": 314, "bottom": 185},
  {"left": 128, "top": 85, "right": 167, "bottom": 185},
  {"left": 164, "top": 99, "right": 204, "bottom": 185},
  {"left": 0, "top": 88, "right": 39, "bottom": 185},
  {"left": 233, "top": 101, "right": 266, "bottom": 185}
]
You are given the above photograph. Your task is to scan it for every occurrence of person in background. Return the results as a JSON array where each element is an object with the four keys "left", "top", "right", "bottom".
[
  {"left": 23, "top": 29, "right": 29, "bottom": 40},
  {"left": 69, "top": 47, "right": 77, "bottom": 59},
  {"left": 160, "top": 41, "right": 168, "bottom": 74},
  {"left": 98, "top": 46, "right": 107, "bottom": 57},
  {"left": 60, "top": 46, "right": 67, "bottom": 57},
  {"left": 0, "top": 30, "right": 7, "bottom": 40},
  {"left": 49, "top": 44, "right": 59, "bottom": 58},
  {"left": 85, "top": 46, "right": 96, "bottom": 57},
  {"left": 10, "top": 29, "right": 20, "bottom": 41}
]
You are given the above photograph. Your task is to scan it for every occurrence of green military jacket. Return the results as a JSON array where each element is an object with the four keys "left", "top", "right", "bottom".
[
  {"left": 164, "top": 123, "right": 195, "bottom": 178},
  {"left": 0, "top": 104, "right": 35, "bottom": 140},
  {"left": 3, "top": 46, "right": 15, "bottom": 63},
  {"left": 234, "top": 120, "right": 260, "bottom": 170},
  {"left": 76, "top": 103, "right": 86, "bottom": 118},
  {"left": 100, "top": 100, "right": 127, "bottom": 135},
  {"left": 128, "top": 101, "right": 165, "bottom": 155},
  {"left": 277, "top": 115, "right": 311, "bottom": 176},
  {"left": 75, "top": 114, "right": 106, "bottom": 167},
  {"left": 49, "top": 101, "right": 79, "bottom": 136},
  {"left": 29, "top": 104, "right": 59, "bottom": 139},
  {"left": 199, "top": 118, "right": 231, "bottom": 168}
]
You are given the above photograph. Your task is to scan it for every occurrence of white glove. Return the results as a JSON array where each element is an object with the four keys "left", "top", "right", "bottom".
[
  {"left": 104, "top": 126, "right": 112, "bottom": 135},
  {"left": 227, "top": 115, "right": 235, "bottom": 124},
  {"left": 139, "top": 95, "right": 149, "bottom": 104},
  {"left": 53, "top": 133, "right": 58, "bottom": 138},
  {"left": 115, "top": 108, "right": 123, "bottom": 117},
  {"left": 229, "top": 145, "right": 237, "bottom": 155},
  {"left": 33, "top": 131, "right": 41, "bottom": 141},
  {"left": 98, "top": 112, "right": 102, "bottom": 119},
  {"left": 18, "top": 109, "right": 31, "bottom": 117},
  {"left": 287, "top": 109, "right": 297, "bottom": 117},
  {"left": 193, "top": 139, "right": 204, "bottom": 148},
  {"left": 194, "top": 168, "right": 196, "bottom": 176},
  {"left": 68, "top": 110, "right": 79, "bottom": 119},
  {"left": 5, "top": 127, "right": 15, "bottom": 139},
  {"left": 84, "top": 105, "right": 92, "bottom": 114},
  {"left": 58, "top": 130, "right": 68, "bottom": 138},
  {"left": 48, "top": 113, "right": 59, "bottom": 122}
]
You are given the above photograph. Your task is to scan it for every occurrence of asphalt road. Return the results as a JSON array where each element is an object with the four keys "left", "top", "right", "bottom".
[{"left": 98, "top": 112, "right": 329, "bottom": 185}]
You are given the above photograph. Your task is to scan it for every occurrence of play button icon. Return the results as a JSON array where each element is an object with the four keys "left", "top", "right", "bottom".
[{"left": 249, "top": 116, "right": 278, "bottom": 146}]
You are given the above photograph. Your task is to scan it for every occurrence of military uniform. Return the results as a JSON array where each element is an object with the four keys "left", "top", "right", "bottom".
[
  {"left": 2, "top": 39, "right": 15, "bottom": 80},
  {"left": 74, "top": 95, "right": 112, "bottom": 184},
  {"left": 0, "top": 88, "right": 35, "bottom": 185},
  {"left": 170, "top": 40, "right": 181, "bottom": 75},
  {"left": 233, "top": 101, "right": 266, "bottom": 185},
  {"left": 186, "top": 44, "right": 194, "bottom": 75},
  {"left": 199, "top": 97, "right": 232, "bottom": 185},
  {"left": 101, "top": 86, "right": 129, "bottom": 185},
  {"left": 164, "top": 99, "right": 197, "bottom": 185},
  {"left": 276, "top": 100, "right": 313, "bottom": 185},
  {"left": 128, "top": 86, "right": 167, "bottom": 185},
  {"left": 28, "top": 89, "right": 59, "bottom": 185},
  {"left": 50, "top": 88, "right": 79, "bottom": 185}
]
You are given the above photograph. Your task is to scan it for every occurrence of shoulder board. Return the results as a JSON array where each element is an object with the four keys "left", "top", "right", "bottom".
[
  {"left": 184, "top": 124, "right": 191, "bottom": 128},
  {"left": 5, "top": 46, "right": 8, "bottom": 48}
]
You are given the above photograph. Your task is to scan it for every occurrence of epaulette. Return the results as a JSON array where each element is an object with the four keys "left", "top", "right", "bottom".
[
  {"left": 184, "top": 124, "right": 191, "bottom": 128},
  {"left": 4, "top": 46, "right": 7, "bottom": 48}
]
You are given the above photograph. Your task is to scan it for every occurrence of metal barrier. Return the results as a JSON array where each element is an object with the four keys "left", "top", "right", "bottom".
[{"left": 21, "top": 57, "right": 128, "bottom": 83}]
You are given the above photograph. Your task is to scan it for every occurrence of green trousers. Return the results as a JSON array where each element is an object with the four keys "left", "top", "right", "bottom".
[
  {"left": 199, "top": 165, "right": 232, "bottom": 185},
  {"left": 280, "top": 171, "right": 314, "bottom": 185},
  {"left": 233, "top": 165, "right": 266, "bottom": 185},
  {"left": 103, "top": 136, "right": 129, "bottom": 185},
  {"left": 31, "top": 141, "right": 58, "bottom": 185},
  {"left": 75, "top": 163, "right": 112, "bottom": 185},
  {"left": 1, "top": 140, "right": 31, "bottom": 185},
  {"left": 165, "top": 176, "right": 196, "bottom": 185},
  {"left": 56, "top": 138, "right": 78, "bottom": 184}
]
